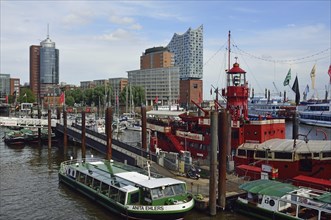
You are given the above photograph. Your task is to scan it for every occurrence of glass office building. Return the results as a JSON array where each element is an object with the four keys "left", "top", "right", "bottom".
[
  {"left": 167, "top": 25, "right": 203, "bottom": 80},
  {"left": 40, "top": 37, "right": 59, "bottom": 84}
]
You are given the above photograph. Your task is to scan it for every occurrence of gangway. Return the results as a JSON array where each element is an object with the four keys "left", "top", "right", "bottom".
[{"left": 0, "top": 116, "right": 58, "bottom": 128}]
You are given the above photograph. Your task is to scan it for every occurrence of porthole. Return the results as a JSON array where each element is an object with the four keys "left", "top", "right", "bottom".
[{"left": 269, "top": 199, "right": 275, "bottom": 206}]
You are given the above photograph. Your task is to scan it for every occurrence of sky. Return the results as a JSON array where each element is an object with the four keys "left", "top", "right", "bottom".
[{"left": 1, "top": 0, "right": 330, "bottom": 101}]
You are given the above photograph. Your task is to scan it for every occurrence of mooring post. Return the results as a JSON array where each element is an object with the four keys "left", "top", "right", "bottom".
[
  {"left": 56, "top": 107, "right": 61, "bottom": 120},
  {"left": 48, "top": 108, "right": 52, "bottom": 149},
  {"left": 292, "top": 110, "right": 298, "bottom": 140},
  {"left": 106, "top": 107, "right": 112, "bottom": 160},
  {"left": 63, "top": 109, "right": 67, "bottom": 150},
  {"left": 226, "top": 110, "right": 232, "bottom": 172},
  {"left": 81, "top": 111, "right": 86, "bottom": 159},
  {"left": 38, "top": 106, "right": 42, "bottom": 146},
  {"left": 218, "top": 110, "right": 227, "bottom": 210},
  {"left": 141, "top": 106, "right": 147, "bottom": 150},
  {"left": 209, "top": 111, "right": 218, "bottom": 216}
]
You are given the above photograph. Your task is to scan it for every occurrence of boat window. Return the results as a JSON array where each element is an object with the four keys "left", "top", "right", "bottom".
[
  {"left": 255, "top": 151, "right": 266, "bottom": 158},
  {"left": 118, "top": 190, "right": 126, "bottom": 205},
  {"left": 128, "top": 191, "right": 139, "bottom": 205},
  {"left": 92, "top": 179, "right": 101, "bottom": 191},
  {"left": 151, "top": 188, "right": 164, "bottom": 199},
  {"left": 298, "top": 206, "right": 318, "bottom": 219},
  {"left": 237, "top": 149, "right": 246, "bottom": 157},
  {"left": 247, "top": 150, "right": 254, "bottom": 158},
  {"left": 163, "top": 186, "right": 175, "bottom": 197},
  {"left": 322, "top": 151, "right": 331, "bottom": 158},
  {"left": 299, "top": 153, "right": 312, "bottom": 172},
  {"left": 313, "top": 153, "right": 319, "bottom": 158},
  {"left": 142, "top": 189, "right": 152, "bottom": 204},
  {"left": 321, "top": 211, "right": 331, "bottom": 220},
  {"left": 274, "top": 152, "right": 292, "bottom": 160},
  {"left": 109, "top": 186, "right": 119, "bottom": 201},
  {"left": 100, "top": 182, "right": 109, "bottom": 196},
  {"left": 78, "top": 172, "right": 86, "bottom": 183},
  {"left": 172, "top": 184, "right": 185, "bottom": 195},
  {"left": 86, "top": 175, "right": 93, "bottom": 187}
]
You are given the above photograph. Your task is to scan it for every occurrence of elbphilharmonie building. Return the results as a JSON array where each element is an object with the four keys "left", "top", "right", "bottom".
[{"left": 167, "top": 25, "right": 203, "bottom": 80}]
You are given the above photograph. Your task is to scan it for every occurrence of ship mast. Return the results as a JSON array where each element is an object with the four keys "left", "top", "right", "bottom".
[{"left": 228, "top": 30, "right": 231, "bottom": 71}]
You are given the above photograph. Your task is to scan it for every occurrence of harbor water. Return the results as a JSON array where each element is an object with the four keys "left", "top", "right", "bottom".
[{"left": 0, "top": 122, "right": 329, "bottom": 220}]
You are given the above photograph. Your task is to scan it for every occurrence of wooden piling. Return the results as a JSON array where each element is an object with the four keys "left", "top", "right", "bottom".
[
  {"left": 48, "top": 109, "right": 51, "bottom": 149},
  {"left": 56, "top": 107, "right": 61, "bottom": 120},
  {"left": 141, "top": 106, "right": 147, "bottom": 150},
  {"left": 218, "top": 110, "right": 228, "bottom": 210},
  {"left": 209, "top": 111, "right": 218, "bottom": 216},
  {"left": 63, "top": 109, "right": 68, "bottom": 150},
  {"left": 106, "top": 107, "right": 112, "bottom": 160},
  {"left": 38, "top": 106, "right": 42, "bottom": 146},
  {"left": 292, "top": 111, "right": 298, "bottom": 139},
  {"left": 81, "top": 111, "right": 86, "bottom": 159}
]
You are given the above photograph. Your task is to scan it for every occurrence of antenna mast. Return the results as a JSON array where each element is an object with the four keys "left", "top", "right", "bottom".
[
  {"left": 47, "top": 23, "right": 49, "bottom": 38},
  {"left": 228, "top": 30, "right": 231, "bottom": 71}
]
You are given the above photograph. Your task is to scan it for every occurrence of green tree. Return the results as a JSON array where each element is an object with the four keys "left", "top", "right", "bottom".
[
  {"left": 65, "top": 95, "right": 75, "bottom": 106},
  {"left": 120, "top": 85, "right": 145, "bottom": 107},
  {"left": 18, "top": 88, "right": 35, "bottom": 103}
]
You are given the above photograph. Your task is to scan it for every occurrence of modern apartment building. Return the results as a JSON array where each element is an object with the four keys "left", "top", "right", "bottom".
[
  {"left": 140, "top": 47, "right": 174, "bottom": 69},
  {"left": 128, "top": 67, "right": 180, "bottom": 106},
  {"left": 167, "top": 25, "right": 203, "bottom": 80}
]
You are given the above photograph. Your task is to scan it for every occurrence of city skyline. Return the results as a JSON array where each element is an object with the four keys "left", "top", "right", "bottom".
[{"left": 1, "top": 1, "right": 330, "bottom": 100}]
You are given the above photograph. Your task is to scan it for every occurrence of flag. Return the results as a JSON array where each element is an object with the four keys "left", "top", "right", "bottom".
[
  {"left": 154, "top": 96, "right": 158, "bottom": 104},
  {"left": 198, "top": 92, "right": 202, "bottom": 104},
  {"left": 310, "top": 64, "right": 316, "bottom": 89},
  {"left": 283, "top": 68, "right": 291, "bottom": 86},
  {"left": 59, "top": 92, "right": 65, "bottom": 104},
  {"left": 5, "top": 95, "right": 8, "bottom": 103},
  {"left": 23, "top": 93, "right": 27, "bottom": 97},
  {"left": 328, "top": 65, "right": 331, "bottom": 83},
  {"left": 210, "top": 88, "right": 212, "bottom": 95},
  {"left": 291, "top": 75, "right": 300, "bottom": 105}
]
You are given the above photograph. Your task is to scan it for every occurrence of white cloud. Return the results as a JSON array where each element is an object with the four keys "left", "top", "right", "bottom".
[
  {"left": 130, "top": 24, "right": 143, "bottom": 30},
  {"left": 109, "top": 15, "right": 134, "bottom": 25},
  {"left": 62, "top": 11, "right": 94, "bottom": 27},
  {"left": 95, "top": 29, "right": 133, "bottom": 41}
]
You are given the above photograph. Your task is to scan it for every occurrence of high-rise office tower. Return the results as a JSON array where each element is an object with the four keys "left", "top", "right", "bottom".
[
  {"left": 29, "top": 45, "right": 40, "bottom": 98},
  {"left": 167, "top": 25, "right": 203, "bottom": 80},
  {"left": 30, "top": 33, "right": 59, "bottom": 101}
]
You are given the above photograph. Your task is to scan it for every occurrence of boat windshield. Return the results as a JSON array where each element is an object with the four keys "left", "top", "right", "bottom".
[{"left": 150, "top": 183, "right": 186, "bottom": 200}]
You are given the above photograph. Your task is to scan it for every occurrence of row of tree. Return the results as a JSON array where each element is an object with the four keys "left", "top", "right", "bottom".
[{"left": 7, "top": 85, "right": 146, "bottom": 108}]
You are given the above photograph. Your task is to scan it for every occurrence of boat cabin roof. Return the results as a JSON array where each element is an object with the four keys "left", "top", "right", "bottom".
[
  {"left": 138, "top": 177, "right": 185, "bottom": 189},
  {"left": 114, "top": 172, "right": 155, "bottom": 183},
  {"left": 239, "top": 179, "right": 298, "bottom": 197},
  {"left": 69, "top": 160, "right": 185, "bottom": 191},
  {"left": 238, "top": 139, "right": 331, "bottom": 153}
]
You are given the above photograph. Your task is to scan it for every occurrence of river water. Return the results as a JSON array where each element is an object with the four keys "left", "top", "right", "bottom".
[{"left": 0, "top": 122, "right": 329, "bottom": 220}]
